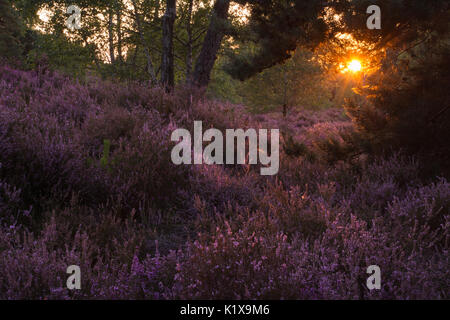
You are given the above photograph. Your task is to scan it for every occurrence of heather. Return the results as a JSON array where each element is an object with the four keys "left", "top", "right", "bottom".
[{"left": 0, "top": 65, "right": 448, "bottom": 299}]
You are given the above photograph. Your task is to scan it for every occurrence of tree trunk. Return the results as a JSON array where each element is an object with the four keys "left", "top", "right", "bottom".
[
  {"left": 185, "top": 0, "right": 194, "bottom": 82},
  {"left": 117, "top": 3, "right": 123, "bottom": 63},
  {"left": 161, "top": 0, "right": 176, "bottom": 91},
  {"left": 192, "top": 0, "right": 230, "bottom": 88},
  {"left": 131, "top": 0, "right": 157, "bottom": 84},
  {"left": 108, "top": 8, "right": 115, "bottom": 64}
]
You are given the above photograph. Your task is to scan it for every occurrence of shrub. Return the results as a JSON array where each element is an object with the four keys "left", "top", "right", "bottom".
[
  {"left": 346, "top": 46, "right": 450, "bottom": 176},
  {"left": 0, "top": 64, "right": 447, "bottom": 300}
]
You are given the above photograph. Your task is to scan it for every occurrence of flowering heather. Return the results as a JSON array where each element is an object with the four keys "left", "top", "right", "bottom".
[{"left": 0, "top": 65, "right": 448, "bottom": 299}]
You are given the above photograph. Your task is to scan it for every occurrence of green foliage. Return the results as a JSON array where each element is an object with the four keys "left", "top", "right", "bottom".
[
  {"left": 25, "top": 31, "right": 96, "bottom": 77},
  {"left": 283, "top": 135, "right": 315, "bottom": 160},
  {"left": 346, "top": 41, "right": 450, "bottom": 176},
  {"left": 0, "top": 0, "right": 24, "bottom": 61},
  {"left": 87, "top": 139, "right": 115, "bottom": 172},
  {"left": 238, "top": 49, "right": 333, "bottom": 112},
  {"left": 100, "top": 139, "right": 111, "bottom": 169},
  {"left": 206, "top": 57, "right": 244, "bottom": 104},
  {"left": 225, "top": 0, "right": 328, "bottom": 80}
]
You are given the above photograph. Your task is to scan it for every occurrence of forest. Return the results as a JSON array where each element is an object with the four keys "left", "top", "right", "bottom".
[{"left": 0, "top": 0, "right": 449, "bottom": 299}]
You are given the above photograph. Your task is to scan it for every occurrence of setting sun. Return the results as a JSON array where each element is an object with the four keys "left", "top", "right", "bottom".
[{"left": 348, "top": 59, "right": 362, "bottom": 73}]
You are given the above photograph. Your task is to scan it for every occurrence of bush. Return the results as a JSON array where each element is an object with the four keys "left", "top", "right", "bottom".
[
  {"left": 0, "top": 64, "right": 447, "bottom": 299},
  {"left": 346, "top": 46, "right": 450, "bottom": 176}
]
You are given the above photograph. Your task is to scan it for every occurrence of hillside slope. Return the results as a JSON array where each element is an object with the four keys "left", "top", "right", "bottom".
[{"left": 0, "top": 65, "right": 448, "bottom": 299}]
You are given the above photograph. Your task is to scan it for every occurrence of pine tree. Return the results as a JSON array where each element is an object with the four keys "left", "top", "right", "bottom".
[
  {"left": 224, "top": 0, "right": 327, "bottom": 80},
  {"left": 0, "top": 0, "right": 23, "bottom": 61}
]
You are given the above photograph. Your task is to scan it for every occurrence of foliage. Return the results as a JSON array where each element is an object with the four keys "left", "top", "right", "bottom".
[
  {"left": 0, "top": 0, "right": 449, "bottom": 301},
  {"left": 0, "top": 0, "right": 24, "bottom": 61},
  {"left": 25, "top": 31, "right": 96, "bottom": 77},
  {"left": 0, "top": 65, "right": 448, "bottom": 299},
  {"left": 224, "top": 0, "right": 328, "bottom": 80},
  {"left": 345, "top": 39, "right": 450, "bottom": 175},
  {"left": 238, "top": 49, "right": 333, "bottom": 112}
]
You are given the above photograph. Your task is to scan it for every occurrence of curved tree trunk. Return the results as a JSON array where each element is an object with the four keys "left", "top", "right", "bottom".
[{"left": 192, "top": 0, "right": 230, "bottom": 88}]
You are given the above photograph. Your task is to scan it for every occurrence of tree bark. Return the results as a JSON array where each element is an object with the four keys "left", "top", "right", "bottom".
[
  {"left": 117, "top": 3, "right": 123, "bottom": 63},
  {"left": 108, "top": 8, "right": 115, "bottom": 64},
  {"left": 185, "top": 0, "right": 194, "bottom": 82},
  {"left": 161, "top": 0, "right": 176, "bottom": 91},
  {"left": 192, "top": 0, "right": 230, "bottom": 88},
  {"left": 131, "top": 0, "right": 157, "bottom": 84}
]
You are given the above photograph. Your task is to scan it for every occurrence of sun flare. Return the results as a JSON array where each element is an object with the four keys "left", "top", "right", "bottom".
[{"left": 348, "top": 59, "right": 362, "bottom": 73}]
